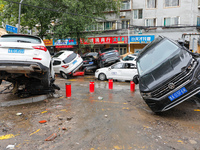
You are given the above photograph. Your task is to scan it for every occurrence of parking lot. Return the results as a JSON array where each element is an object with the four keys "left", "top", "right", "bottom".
[{"left": 0, "top": 74, "right": 200, "bottom": 150}]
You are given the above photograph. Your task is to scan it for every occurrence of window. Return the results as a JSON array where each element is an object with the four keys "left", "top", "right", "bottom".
[
  {"left": 197, "top": 17, "right": 200, "bottom": 26},
  {"left": 112, "top": 63, "right": 124, "bottom": 69},
  {"left": 147, "top": 0, "right": 156, "bottom": 8},
  {"left": 122, "top": 20, "right": 130, "bottom": 29},
  {"left": 121, "top": 1, "right": 130, "bottom": 10},
  {"left": 145, "top": 18, "right": 156, "bottom": 26},
  {"left": 165, "top": 0, "right": 179, "bottom": 7},
  {"left": 134, "top": 9, "right": 143, "bottom": 19},
  {"left": 164, "top": 17, "right": 179, "bottom": 26},
  {"left": 104, "top": 21, "right": 116, "bottom": 30},
  {"left": 85, "top": 23, "right": 103, "bottom": 31}
]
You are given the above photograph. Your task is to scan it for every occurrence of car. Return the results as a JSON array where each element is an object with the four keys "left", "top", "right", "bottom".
[
  {"left": 82, "top": 52, "right": 98, "bottom": 59},
  {"left": 52, "top": 50, "right": 83, "bottom": 79},
  {"left": 95, "top": 61, "right": 138, "bottom": 81},
  {"left": 97, "top": 48, "right": 120, "bottom": 68},
  {"left": 0, "top": 34, "right": 56, "bottom": 95},
  {"left": 121, "top": 53, "right": 137, "bottom": 64},
  {"left": 81, "top": 55, "right": 98, "bottom": 73},
  {"left": 133, "top": 35, "right": 200, "bottom": 113}
]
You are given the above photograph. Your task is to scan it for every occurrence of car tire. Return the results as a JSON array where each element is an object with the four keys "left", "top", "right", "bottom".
[
  {"left": 98, "top": 73, "right": 106, "bottom": 81},
  {"left": 42, "top": 69, "right": 51, "bottom": 88},
  {"left": 61, "top": 71, "right": 68, "bottom": 79},
  {"left": 0, "top": 79, "right": 2, "bottom": 85}
]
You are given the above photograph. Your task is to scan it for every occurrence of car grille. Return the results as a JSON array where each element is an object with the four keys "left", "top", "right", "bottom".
[{"left": 151, "top": 59, "right": 197, "bottom": 98}]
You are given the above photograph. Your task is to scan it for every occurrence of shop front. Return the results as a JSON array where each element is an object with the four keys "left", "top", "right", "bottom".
[
  {"left": 43, "top": 38, "right": 77, "bottom": 55},
  {"left": 81, "top": 36, "right": 128, "bottom": 55},
  {"left": 129, "top": 35, "right": 155, "bottom": 53}
]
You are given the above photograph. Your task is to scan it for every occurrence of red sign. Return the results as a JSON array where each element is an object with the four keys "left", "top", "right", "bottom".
[
  {"left": 81, "top": 36, "right": 128, "bottom": 45},
  {"left": 112, "top": 36, "right": 128, "bottom": 44},
  {"left": 55, "top": 45, "right": 74, "bottom": 48}
]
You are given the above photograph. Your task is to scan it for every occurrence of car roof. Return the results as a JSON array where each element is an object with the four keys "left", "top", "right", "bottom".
[{"left": 53, "top": 50, "right": 74, "bottom": 60}]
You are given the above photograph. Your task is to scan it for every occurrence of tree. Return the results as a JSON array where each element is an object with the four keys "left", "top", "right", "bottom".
[{"left": 1, "top": 0, "right": 121, "bottom": 43}]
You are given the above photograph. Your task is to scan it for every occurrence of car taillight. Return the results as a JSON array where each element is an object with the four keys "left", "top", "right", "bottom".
[
  {"left": 100, "top": 53, "right": 105, "bottom": 57},
  {"left": 33, "top": 57, "right": 42, "bottom": 60},
  {"left": 78, "top": 54, "right": 81, "bottom": 57},
  {"left": 62, "top": 65, "right": 69, "bottom": 69},
  {"left": 32, "top": 46, "right": 47, "bottom": 52},
  {"left": 114, "top": 50, "right": 118, "bottom": 53},
  {"left": 83, "top": 61, "right": 87, "bottom": 63}
]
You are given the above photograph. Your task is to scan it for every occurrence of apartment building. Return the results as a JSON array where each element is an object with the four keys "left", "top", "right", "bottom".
[{"left": 84, "top": 0, "right": 200, "bottom": 54}]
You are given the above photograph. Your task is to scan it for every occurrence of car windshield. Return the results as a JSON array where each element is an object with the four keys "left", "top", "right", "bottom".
[
  {"left": 0, "top": 35, "right": 41, "bottom": 44},
  {"left": 101, "top": 48, "right": 114, "bottom": 53},
  {"left": 83, "top": 56, "right": 93, "bottom": 61},
  {"left": 53, "top": 52, "right": 64, "bottom": 58},
  {"left": 63, "top": 53, "right": 77, "bottom": 63},
  {"left": 137, "top": 38, "right": 179, "bottom": 76}
]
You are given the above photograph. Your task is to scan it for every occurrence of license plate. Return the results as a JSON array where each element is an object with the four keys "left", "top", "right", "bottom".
[
  {"left": 8, "top": 48, "right": 24, "bottom": 54},
  {"left": 89, "top": 62, "right": 93, "bottom": 65},
  {"left": 168, "top": 87, "right": 188, "bottom": 101},
  {"left": 73, "top": 60, "right": 77, "bottom": 64}
]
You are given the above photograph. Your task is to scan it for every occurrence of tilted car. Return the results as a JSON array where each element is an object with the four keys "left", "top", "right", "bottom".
[
  {"left": 97, "top": 48, "right": 120, "bottom": 68},
  {"left": 53, "top": 50, "right": 83, "bottom": 79},
  {"left": 95, "top": 61, "right": 137, "bottom": 81},
  {"left": 81, "top": 55, "right": 98, "bottom": 73},
  {"left": 0, "top": 34, "right": 56, "bottom": 95},
  {"left": 133, "top": 36, "right": 200, "bottom": 113}
]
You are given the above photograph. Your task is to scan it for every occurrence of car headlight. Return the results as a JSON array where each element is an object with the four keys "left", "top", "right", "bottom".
[
  {"left": 95, "top": 69, "right": 99, "bottom": 73},
  {"left": 141, "top": 92, "right": 152, "bottom": 99}
]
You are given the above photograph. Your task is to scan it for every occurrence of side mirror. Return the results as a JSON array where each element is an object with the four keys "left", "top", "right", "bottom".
[{"left": 133, "top": 75, "right": 139, "bottom": 84}]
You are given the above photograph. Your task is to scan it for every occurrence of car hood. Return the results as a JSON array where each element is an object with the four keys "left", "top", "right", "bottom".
[{"left": 139, "top": 50, "right": 193, "bottom": 92}]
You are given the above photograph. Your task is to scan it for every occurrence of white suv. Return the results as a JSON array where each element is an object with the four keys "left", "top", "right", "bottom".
[
  {"left": 53, "top": 50, "right": 83, "bottom": 79},
  {"left": 0, "top": 34, "right": 55, "bottom": 95}
]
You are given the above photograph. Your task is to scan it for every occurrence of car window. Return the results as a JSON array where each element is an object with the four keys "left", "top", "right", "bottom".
[
  {"left": 0, "top": 35, "right": 41, "bottom": 44},
  {"left": 123, "top": 56, "right": 134, "bottom": 61},
  {"left": 112, "top": 63, "right": 124, "bottom": 69},
  {"left": 53, "top": 60, "right": 61, "bottom": 66},
  {"left": 63, "top": 53, "right": 77, "bottom": 63},
  {"left": 53, "top": 52, "right": 64, "bottom": 58},
  {"left": 101, "top": 48, "right": 114, "bottom": 53}
]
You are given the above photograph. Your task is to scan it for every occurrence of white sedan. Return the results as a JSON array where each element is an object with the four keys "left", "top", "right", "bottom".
[{"left": 95, "top": 62, "right": 138, "bottom": 81}]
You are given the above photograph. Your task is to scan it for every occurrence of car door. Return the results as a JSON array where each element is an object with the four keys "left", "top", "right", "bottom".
[
  {"left": 107, "top": 62, "right": 124, "bottom": 80},
  {"left": 122, "top": 63, "right": 137, "bottom": 80},
  {"left": 53, "top": 59, "right": 62, "bottom": 73}
]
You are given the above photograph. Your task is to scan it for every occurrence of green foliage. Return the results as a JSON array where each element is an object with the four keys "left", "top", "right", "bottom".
[{"left": 1, "top": 0, "right": 121, "bottom": 42}]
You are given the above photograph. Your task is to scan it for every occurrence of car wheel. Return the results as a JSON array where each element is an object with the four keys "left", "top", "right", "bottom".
[
  {"left": 98, "top": 73, "right": 106, "bottom": 81},
  {"left": 0, "top": 79, "right": 2, "bottom": 85},
  {"left": 42, "top": 69, "right": 51, "bottom": 88},
  {"left": 61, "top": 71, "right": 68, "bottom": 79}
]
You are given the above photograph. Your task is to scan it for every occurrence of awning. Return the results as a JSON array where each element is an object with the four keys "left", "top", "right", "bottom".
[{"left": 0, "top": 28, "right": 7, "bottom": 36}]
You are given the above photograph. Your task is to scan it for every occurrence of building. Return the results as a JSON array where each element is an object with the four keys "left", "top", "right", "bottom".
[{"left": 83, "top": 0, "right": 200, "bottom": 54}]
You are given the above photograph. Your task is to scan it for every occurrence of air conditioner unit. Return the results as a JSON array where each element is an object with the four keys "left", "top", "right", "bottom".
[{"left": 120, "top": 12, "right": 126, "bottom": 17}]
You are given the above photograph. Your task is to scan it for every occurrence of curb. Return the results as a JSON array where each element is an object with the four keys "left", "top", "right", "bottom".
[{"left": 0, "top": 95, "right": 48, "bottom": 107}]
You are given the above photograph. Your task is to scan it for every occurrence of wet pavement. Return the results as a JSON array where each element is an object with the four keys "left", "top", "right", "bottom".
[{"left": 0, "top": 75, "right": 200, "bottom": 150}]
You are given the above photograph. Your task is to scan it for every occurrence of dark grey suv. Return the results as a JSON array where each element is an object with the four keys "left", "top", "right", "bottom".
[
  {"left": 133, "top": 36, "right": 200, "bottom": 112},
  {"left": 97, "top": 48, "right": 120, "bottom": 68}
]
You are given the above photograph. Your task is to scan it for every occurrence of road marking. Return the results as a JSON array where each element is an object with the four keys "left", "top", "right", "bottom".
[
  {"left": 30, "top": 129, "right": 40, "bottom": 136},
  {"left": 194, "top": 109, "right": 200, "bottom": 111},
  {"left": 0, "top": 134, "right": 19, "bottom": 140},
  {"left": 41, "top": 111, "right": 47, "bottom": 114}
]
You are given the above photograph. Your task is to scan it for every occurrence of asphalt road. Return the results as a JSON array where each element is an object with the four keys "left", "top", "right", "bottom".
[{"left": 0, "top": 75, "right": 200, "bottom": 150}]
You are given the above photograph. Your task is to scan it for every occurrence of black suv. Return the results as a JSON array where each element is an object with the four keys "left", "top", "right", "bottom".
[
  {"left": 81, "top": 55, "right": 98, "bottom": 73},
  {"left": 133, "top": 36, "right": 200, "bottom": 113},
  {"left": 97, "top": 48, "right": 120, "bottom": 68}
]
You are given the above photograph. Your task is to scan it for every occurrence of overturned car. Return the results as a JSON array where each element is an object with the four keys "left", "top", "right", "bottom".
[{"left": 133, "top": 36, "right": 200, "bottom": 112}]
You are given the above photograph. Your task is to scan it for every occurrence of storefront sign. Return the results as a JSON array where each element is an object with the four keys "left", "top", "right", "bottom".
[
  {"left": 55, "top": 45, "right": 74, "bottom": 48},
  {"left": 43, "top": 39, "right": 53, "bottom": 46},
  {"left": 112, "top": 36, "right": 128, "bottom": 44},
  {"left": 82, "top": 36, "right": 128, "bottom": 45},
  {"left": 130, "top": 35, "right": 155, "bottom": 43},
  {"left": 53, "top": 38, "right": 77, "bottom": 46}
]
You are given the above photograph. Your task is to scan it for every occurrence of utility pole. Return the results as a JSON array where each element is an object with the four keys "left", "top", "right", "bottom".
[
  {"left": 18, "top": 0, "right": 23, "bottom": 33},
  {"left": 128, "top": 22, "right": 130, "bottom": 53}
]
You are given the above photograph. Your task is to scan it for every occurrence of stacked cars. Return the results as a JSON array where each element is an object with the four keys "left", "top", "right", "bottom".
[{"left": 0, "top": 34, "right": 57, "bottom": 96}]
